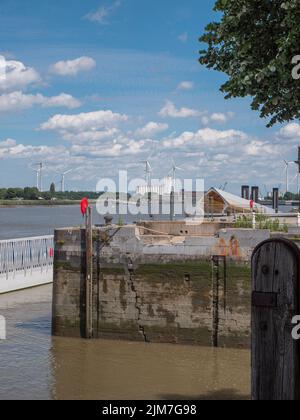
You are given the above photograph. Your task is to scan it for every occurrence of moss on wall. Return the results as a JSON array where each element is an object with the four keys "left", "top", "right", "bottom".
[{"left": 53, "top": 242, "right": 252, "bottom": 348}]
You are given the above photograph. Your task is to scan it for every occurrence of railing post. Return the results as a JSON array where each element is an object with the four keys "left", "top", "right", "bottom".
[
  {"left": 0, "top": 235, "right": 54, "bottom": 281},
  {"left": 252, "top": 238, "right": 300, "bottom": 400}
]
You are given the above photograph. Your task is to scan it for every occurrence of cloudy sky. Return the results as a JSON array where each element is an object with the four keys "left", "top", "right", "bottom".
[{"left": 0, "top": 0, "right": 300, "bottom": 194}]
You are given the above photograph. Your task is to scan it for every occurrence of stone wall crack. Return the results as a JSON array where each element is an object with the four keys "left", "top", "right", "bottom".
[{"left": 129, "top": 272, "right": 149, "bottom": 343}]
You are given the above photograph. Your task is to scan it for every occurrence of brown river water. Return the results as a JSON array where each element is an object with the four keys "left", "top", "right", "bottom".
[{"left": 0, "top": 284, "right": 250, "bottom": 400}]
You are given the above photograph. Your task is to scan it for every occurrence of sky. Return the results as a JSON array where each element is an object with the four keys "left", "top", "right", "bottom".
[{"left": 0, "top": 0, "right": 300, "bottom": 195}]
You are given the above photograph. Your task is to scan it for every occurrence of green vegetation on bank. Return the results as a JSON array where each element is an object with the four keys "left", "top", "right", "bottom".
[
  {"left": 283, "top": 192, "right": 300, "bottom": 201},
  {"left": 0, "top": 186, "right": 132, "bottom": 206},
  {"left": 0, "top": 186, "right": 102, "bottom": 204},
  {"left": 234, "top": 215, "right": 288, "bottom": 233},
  {"left": 0, "top": 199, "right": 92, "bottom": 206}
]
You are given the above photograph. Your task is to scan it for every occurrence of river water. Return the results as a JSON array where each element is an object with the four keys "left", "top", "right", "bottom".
[
  {"left": 0, "top": 206, "right": 250, "bottom": 400},
  {"left": 0, "top": 204, "right": 292, "bottom": 240},
  {"left": 0, "top": 205, "right": 180, "bottom": 240},
  {"left": 0, "top": 285, "right": 250, "bottom": 400},
  {"left": 0, "top": 205, "right": 127, "bottom": 240}
]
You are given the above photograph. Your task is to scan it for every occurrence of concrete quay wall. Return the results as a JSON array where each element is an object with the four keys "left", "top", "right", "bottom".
[{"left": 52, "top": 225, "right": 270, "bottom": 347}]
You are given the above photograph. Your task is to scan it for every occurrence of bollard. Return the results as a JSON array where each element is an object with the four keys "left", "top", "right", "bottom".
[{"left": 252, "top": 212, "right": 256, "bottom": 230}]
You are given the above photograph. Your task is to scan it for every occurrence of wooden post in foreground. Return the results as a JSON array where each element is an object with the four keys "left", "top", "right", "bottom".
[
  {"left": 85, "top": 206, "right": 93, "bottom": 339},
  {"left": 252, "top": 238, "right": 300, "bottom": 400}
]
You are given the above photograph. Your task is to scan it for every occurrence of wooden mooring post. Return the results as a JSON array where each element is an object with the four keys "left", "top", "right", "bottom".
[
  {"left": 252, "top": 238, "right": 300, "bottom": 400},
  {"left": 85, "top": 206, "right": 93, "bottom": 339},
  {"left": 211, "top": 255, "right": 227, "bottom": 348}
]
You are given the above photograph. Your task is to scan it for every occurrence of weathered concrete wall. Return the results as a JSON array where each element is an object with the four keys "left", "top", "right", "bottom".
[
  {"left": 97, "top": 261, "right": 251, "bottom": 347},
  {"left": 52, "top": 226, "right": 258, "bottom": 347},
  {"left": 137, "top": 221, "right": 234, "bottom": 237}
]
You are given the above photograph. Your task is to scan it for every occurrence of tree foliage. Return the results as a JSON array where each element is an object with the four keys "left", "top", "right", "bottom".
[
  {"left": 0, "top": 187, "right": 102, "bottom": 201},
  {"left": 199, "top": 0, "right": 300, "bottom": 127},
  {"left": 50, "top": 182, "right": 56, "bottom": 196}
]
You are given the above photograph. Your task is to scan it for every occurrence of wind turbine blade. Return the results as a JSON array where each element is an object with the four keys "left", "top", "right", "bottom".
[{"left": 290, "top": 173, "right": 299, "bottom": 185}]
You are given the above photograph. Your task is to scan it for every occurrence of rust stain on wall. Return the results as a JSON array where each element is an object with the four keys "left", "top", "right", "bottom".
[{"left": 229, "top": 236, "right": 241, "bottom": 258}]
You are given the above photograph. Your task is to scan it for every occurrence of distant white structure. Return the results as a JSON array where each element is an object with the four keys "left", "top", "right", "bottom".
[
  {"left": 136, "top": 176, "right": 174, "bottom": 196},
  {"left": 0, "top": 316, "right": 6, "bottom": 340},
  {"left": 205, "top": 188, "right": 275, "bottom": 215},
  {"left": 59, "top": 169, "right": 73, "bottom": 193},
  {"left": 30, "top": 162, "right": 43, "bottom": 192}
]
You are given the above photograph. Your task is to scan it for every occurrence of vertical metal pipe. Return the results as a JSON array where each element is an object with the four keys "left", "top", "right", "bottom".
[
  {"left": 241, "top": 186, "right": 250, "bottom": 200},
  {"left": 85, "top": 206, "right": 93, "bottom": 339},
  {"left": 223, "top": 256, "right": 227, "bottom": 312},
  {"left": 273, "top": 188, "right": 279, "bottom": 214},
  {"left": 170, "top": 189, "right": 175, "bottom": 221},
  {"left": 212, "top": 256, "right": 220, "bottom": 348}
]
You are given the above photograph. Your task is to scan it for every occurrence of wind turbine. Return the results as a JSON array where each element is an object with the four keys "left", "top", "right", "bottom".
[
  {"left": 219, "top": 182, "right": 228, "bottom": 191},
  {"left": 140, "top": 160, "right": 152, "bottom": 192},
  {"left": 169, "top": 159, "right": 183, "bottom": 191},
  {"left": 59, "top": 169, "right": 73, "bottom": 193},
  {"left": 33, "top": 167, "right": 40, "bottom": 190},
  {"left": 283, "top": 160, "right": 295, "bottom": 194},
  {"left": 30, "top": 162, "right": 43, "bottom": 191}
]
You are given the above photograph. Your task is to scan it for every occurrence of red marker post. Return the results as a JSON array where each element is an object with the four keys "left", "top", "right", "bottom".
[{"left": 81, "top": 197, "right": 89, "bottom": 218}]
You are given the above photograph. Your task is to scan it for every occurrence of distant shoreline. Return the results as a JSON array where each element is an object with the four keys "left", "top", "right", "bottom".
[{"left": 0, "top": 200, "right": 96, "bottom": 207}]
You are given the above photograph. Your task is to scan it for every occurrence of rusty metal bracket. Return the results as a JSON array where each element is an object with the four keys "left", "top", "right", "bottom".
[{"left": 252, "top": 291, "right": 278, "bottom": 308}]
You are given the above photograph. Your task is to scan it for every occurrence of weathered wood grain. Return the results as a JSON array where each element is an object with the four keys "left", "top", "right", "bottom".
[{"left": 252, "top": 238, "right": 300, "bottom": 400}]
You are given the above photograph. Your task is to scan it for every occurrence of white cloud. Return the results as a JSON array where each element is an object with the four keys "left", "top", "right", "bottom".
[
  {"left": 0, "top": 138, "right": 65, "bottom": 159},
  {"left": 162, "top": 128, "right": 247, "bottom": 149},
  {"left": 40, "top": 109, "right": 128, "bottom": 132},
  {"left": 278, "top": 123, "right": 300, "bottom": 139},
  {"left": 0, "top": 55, "right": 40, "bottom": 92},
  {"left": 245, "top": 140, "right": 277, "bottom": 156},
  {"left": 43, "top": 93, "right": 81, "bottom": 109},
  {"left": 0, "top": 119, "right": 294, "bottom": 192},
  {"left": 50, "top": 56, "right": 96, "bottom": 76},
  {"left": 0, "top": 91, "right": 81, "bottom": 112},
  {"left": 135, "top": 122, "right": 168, "bottom": 138},
  {"left": 177, "top": 81, "right": 194, "bottom": 90},
  {"left": 0, "top": 138, "right": 16, "bottom": 148},
  {"left": 62, "top": 128, "right": 120, "bottom": 144},
  {"left": 71, "top": 143, "right": 123, "bottom": 158},
  {"left": 85, "top": 1, "right": 122, "bottom": 25},
  {"left": 214, "top": 154, "right": 230, "bottom": 161},
  {"left": 201, "top": 112, "right": 234, "bottom": 125},
  {"left": 159, "top": 100, "right": 202, "bottom": 119},
  {"left": 178, "top": 32, "right": 188, "bottom": 43},
  {"left": 71, "top": 138, "right": 145, "bottom": 158}
]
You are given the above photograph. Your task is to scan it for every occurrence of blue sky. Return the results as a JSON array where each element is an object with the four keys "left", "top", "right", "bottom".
[{"left": 0, "top": 0, "right": 299, "bottom": 194}]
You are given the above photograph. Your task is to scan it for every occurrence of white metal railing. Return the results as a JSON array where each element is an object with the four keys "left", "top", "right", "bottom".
[{"left": 0, "top": 235, "right": 54, "bottom": 279}]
